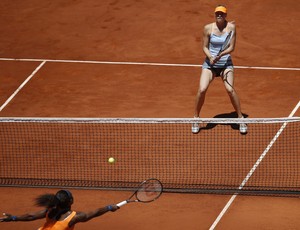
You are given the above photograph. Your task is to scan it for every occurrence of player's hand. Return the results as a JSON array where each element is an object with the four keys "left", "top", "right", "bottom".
[
  {"left": 211, "top": 55, "right": 220, "bottom": 65},
  {"left": 0, "top": 213, "right": 15, "bottom": 222},
  {"left": 209, "top": 56, "right": 215, "bottom": 65}
]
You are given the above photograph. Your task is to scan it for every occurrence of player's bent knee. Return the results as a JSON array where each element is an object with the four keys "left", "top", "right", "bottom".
[{"left": 226, "top": 89, "right": 235, "bottom": 96}]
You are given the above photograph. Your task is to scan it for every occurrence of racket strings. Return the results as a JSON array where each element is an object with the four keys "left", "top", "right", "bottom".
[{"left": 136, "top": 181, "right": 163, "bottom": 202}]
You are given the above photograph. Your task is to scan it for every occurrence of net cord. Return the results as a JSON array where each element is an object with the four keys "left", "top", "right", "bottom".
[{"left": 0, "top": 117, "right": 299, "bottom": 124}]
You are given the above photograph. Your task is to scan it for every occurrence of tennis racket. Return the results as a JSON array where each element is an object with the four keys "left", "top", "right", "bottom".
[
  {"left": 217, "top": 30, "right": 234, "bottom": 56},
  {"left": 117, "top": 178, "right": 163, "bottom": 207}
]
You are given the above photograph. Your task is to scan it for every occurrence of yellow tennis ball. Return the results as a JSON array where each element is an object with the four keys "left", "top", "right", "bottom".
[{"left": 108, "top": 157, "right": 115, "bottom": 163}]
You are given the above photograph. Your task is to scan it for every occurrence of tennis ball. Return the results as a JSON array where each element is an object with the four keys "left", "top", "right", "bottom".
[{"left": 108, "top": 157, "right": 115, "bottom": 163}]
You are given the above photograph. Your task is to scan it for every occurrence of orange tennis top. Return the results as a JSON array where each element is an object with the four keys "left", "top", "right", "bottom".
[{"left": 38, "top": 211, "right": 77, "bottom": 230}]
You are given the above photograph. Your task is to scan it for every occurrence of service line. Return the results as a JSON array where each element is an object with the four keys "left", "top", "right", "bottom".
[{"left": 0, "top": 58, "right": 300, "bottom": 71}]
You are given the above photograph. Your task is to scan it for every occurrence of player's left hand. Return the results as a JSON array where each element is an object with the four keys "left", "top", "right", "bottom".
[{"left": 0, "top": 213, "right": 14, "bottom": 222}]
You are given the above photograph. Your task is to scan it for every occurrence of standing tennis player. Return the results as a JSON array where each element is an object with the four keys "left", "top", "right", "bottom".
[
  {"left": 0, "top": 190, "right": 119, "bottom": 229},
  {"left": 192, "top": 5, "right": 247, "bottom": 134}
]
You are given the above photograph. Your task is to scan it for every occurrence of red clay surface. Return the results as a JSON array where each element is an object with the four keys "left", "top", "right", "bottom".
[{"left": 0, "top": 0, "right": 300, "bottom": 229}]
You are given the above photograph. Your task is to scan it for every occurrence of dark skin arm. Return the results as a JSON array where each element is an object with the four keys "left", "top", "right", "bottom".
[
  {"left": 1, "top": 205, "right": 119, "bottom": 226},
  {"left": 68, "top": 205, "right": 119, "bottom": 227},
  {"left": 0, "top": 209, "right": 47, "bottom": 222}
]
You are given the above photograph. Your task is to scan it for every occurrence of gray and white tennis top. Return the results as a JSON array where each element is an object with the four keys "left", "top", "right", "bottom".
[{"left": 202, "top": 32, "right": 233, "bottom": 69}]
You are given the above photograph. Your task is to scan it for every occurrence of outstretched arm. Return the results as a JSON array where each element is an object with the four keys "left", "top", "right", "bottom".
[
  {"left": 69, "top": 205, "right": 119, "bottom": 227},
  {"left": 0, "top": 209, "right": 47, "bottom": 222}
]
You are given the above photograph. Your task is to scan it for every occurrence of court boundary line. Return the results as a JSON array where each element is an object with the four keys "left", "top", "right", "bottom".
[
  {"left": 0, "top": 61, "right": 46, "bottom": 112},
  {"left": 209, "top": 100, "right": 300, "bottom": 230},
  {"left": 1, "top": 58, "right": 299, "bottom": 228},
  {"left": 0, "top": 57, "right": 300, "bottom": 71}
]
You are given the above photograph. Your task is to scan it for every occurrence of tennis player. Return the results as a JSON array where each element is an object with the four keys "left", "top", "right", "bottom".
[
  {"left": 192, "top": 5, "right": 247, "bottom": 134},
  {"left": 0, "top": 190, "right": 119, "bottom": 229}
]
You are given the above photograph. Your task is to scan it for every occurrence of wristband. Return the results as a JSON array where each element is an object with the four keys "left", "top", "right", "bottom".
[
  {"left": 106, "top": 205, "right": 113, "bottom": 211},
  {"left": 11, "top": 216, "right": 17, "bottom": 221}
]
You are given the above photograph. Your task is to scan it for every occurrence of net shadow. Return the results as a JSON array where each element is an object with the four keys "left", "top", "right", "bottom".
[{"left": 199, "top": 111, "right": 249, "bottom": 131}]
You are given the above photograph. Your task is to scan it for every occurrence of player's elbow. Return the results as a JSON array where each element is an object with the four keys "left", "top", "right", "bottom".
[
  {"left": 81, "top": 208, "right": 108, "bottom": 222},
  {"left": 230, "top": 45, "right": 236, "bottom": 53}
]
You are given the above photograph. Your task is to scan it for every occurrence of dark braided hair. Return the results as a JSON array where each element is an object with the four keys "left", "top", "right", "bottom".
[{"left": 35, "top": 190, "right": 74, "bottom": 220}]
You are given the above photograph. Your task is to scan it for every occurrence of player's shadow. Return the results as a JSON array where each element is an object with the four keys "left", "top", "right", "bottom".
[{"left": 199, "top": 112, "right": 249, "bottom": 132}]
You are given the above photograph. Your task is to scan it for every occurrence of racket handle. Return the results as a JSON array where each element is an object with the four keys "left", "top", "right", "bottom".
[{"left": 116, "top": 200, "right": 128, "bottom": 207}]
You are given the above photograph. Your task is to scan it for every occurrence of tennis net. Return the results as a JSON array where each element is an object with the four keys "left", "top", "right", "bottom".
[{"left": 0, "top": 117, "right": 299, "bottom": 196}]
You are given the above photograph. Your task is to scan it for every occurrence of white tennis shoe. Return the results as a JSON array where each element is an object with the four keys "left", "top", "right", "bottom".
[
  {"left": 192, "top": 123, "right": 200, "bottom": 133},
  {"left": 239, "top": 117, "right": 248, "bottom": 134},
  {"left": 192, "top": 117, "right": 200, "bottom": 134}
]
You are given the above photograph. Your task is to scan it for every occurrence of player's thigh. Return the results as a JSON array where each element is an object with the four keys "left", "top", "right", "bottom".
[{"left": 199, "top": 68, "right": 214, "bottom": 92}]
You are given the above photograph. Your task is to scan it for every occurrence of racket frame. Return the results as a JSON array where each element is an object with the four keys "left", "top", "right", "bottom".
[
  {"left": 217, "top": 30, "right": 234, "bottom": 56},
  {"left": 117, "top": 178, "right": 163, "bottom": 207}
]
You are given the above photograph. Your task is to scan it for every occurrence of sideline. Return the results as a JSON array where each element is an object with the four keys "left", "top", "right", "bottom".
[
  {"left": 0, "top": 58, "right": 300, "bottom": 71},
  {"left": 0, "top": 61, "right": 46, "bottom": 112},
  {"left": 209, "top": 100, "right": 300, "bottom": 230}
]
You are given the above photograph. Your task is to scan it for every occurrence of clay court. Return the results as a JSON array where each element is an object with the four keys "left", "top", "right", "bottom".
[{"left": 0, "top": 0, "right": 300, "bottom": 229}]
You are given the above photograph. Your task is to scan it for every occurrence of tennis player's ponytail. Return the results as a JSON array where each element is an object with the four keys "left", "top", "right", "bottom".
[{"left": 35, "top": 193, "right": 58, "bottom": 208}]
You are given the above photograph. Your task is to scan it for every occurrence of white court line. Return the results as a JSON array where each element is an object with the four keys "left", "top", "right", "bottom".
[
  {"left": 0, "top": 61, "right": 46, "bottom": 112},
  {"left": 0, "top": 57, "right": 300, "bottom": 71},
  {"left": 209, "top": 100, "right": 300, "bottom": 230}
]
